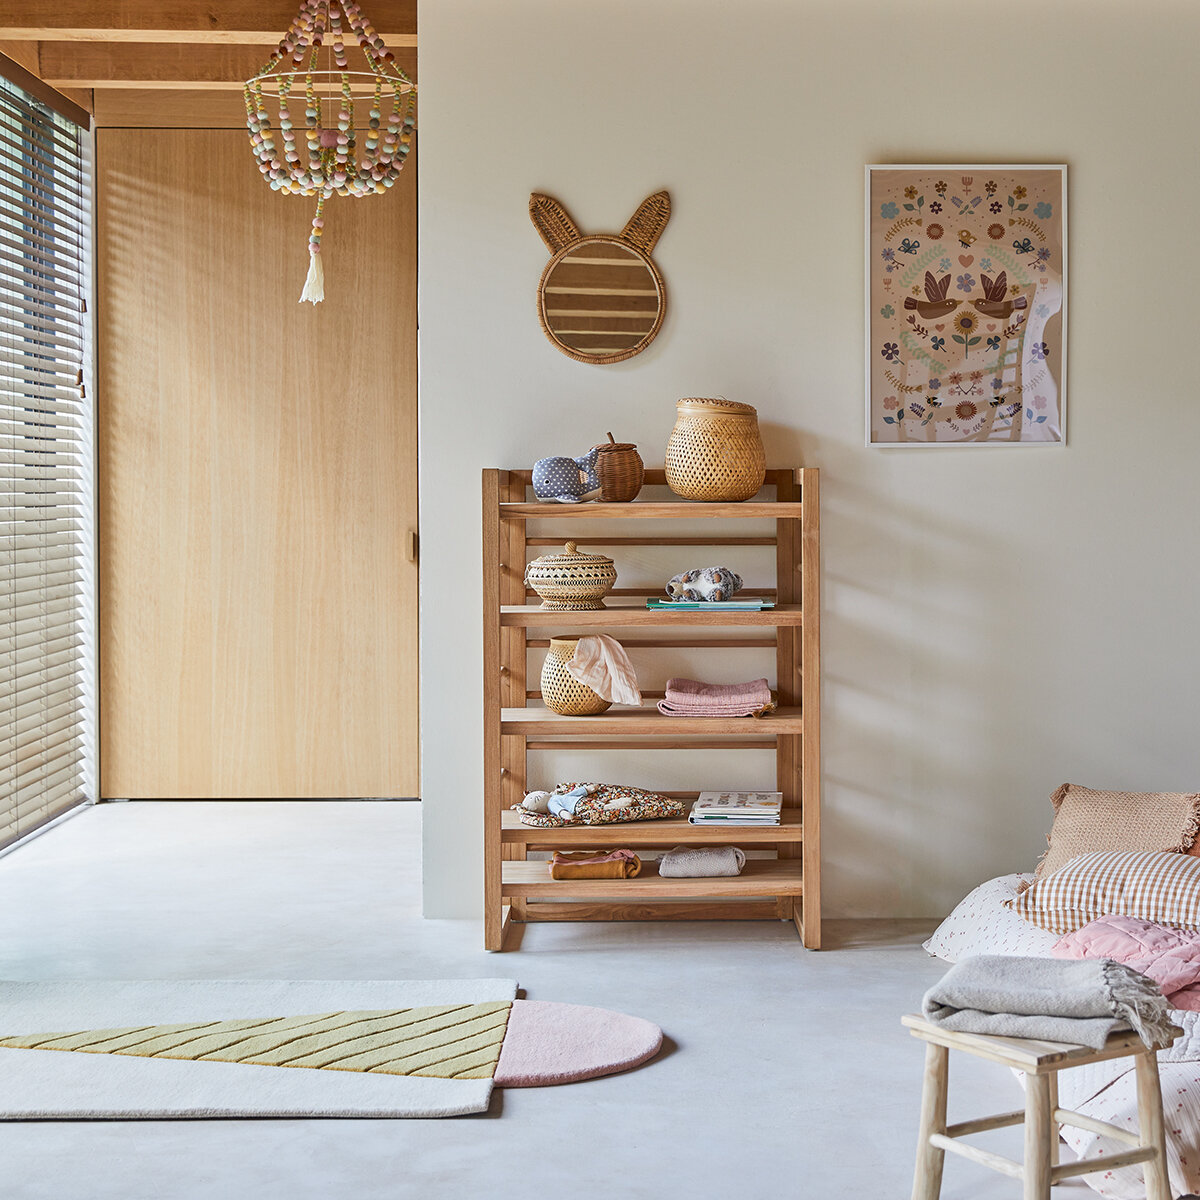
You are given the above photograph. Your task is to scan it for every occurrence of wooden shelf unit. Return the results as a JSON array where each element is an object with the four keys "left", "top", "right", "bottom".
[{"left": 482, "top": 467, "right": 820, "bottom": 951}]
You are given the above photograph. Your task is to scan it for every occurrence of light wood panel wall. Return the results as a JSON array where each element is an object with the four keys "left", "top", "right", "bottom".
[
  {"left": 98, "top": 129, "right": 418, "bottom": 797},
  {"left": 93, "top": 89, "right": 254, "bottom": 128}
]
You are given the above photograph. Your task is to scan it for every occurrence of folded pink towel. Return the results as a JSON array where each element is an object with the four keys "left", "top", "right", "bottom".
[{"left": 657, "top": 677, "right": 775, "bottom": 717}]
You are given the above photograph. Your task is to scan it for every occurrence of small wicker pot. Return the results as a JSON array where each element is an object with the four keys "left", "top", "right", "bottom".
[
  {"left": 524, "top": 542, "right": 617, "bottom": 611},
  {"left": 541, "top": 637, "right": 611, "bottom": 715},
  {"left": 664, "top": 398, "right": 766, "bottom": 502},
  {"left": 593, "top": 432, "right": 645, "bottom": 502}
]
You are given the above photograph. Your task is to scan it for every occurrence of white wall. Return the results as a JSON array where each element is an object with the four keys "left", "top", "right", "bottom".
[{"left": 418, "top": 0, "right": 1200, "bottom": 919}]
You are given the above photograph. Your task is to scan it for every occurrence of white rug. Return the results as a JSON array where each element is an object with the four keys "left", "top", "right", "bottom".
[{"left": 0, "top": 978, "right": 517, "bottom": 1119}]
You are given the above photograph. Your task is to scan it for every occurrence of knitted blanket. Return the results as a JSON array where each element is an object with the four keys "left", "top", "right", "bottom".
[
  {"left": 922, "top": 955, "right": 1176, "bottom": 1049},
  {"left": 658, "top": 846, "right": 745, "bottom": 878}
]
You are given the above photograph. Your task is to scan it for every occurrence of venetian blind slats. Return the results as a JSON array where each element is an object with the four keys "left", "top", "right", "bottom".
[{"left": 0, "top": 77, "right": 91, "bottom": 849}]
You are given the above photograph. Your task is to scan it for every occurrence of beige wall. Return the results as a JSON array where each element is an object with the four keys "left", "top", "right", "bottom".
[{"left": 418, "top": 0, "right": 1200, "bottom": 918}]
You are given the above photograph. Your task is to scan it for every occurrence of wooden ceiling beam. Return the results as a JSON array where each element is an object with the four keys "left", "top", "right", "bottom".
[
  {"left": 0, "top": 0, "right": 416, "bottom": 44},
  {"left": 38, "top": 42, "right": 417, "bottom": 90}
]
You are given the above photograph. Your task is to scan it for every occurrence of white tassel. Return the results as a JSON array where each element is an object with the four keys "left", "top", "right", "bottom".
[{"left": 299, "top": 252, "right": 324, "bottom": 304}]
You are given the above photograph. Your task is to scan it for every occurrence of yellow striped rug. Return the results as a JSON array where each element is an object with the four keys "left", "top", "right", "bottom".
[{"left": 0, "top": 1002, "right": 512, "bottom": 1080}]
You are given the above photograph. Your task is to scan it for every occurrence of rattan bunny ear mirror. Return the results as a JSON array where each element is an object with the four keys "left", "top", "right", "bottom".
[{"left": 530, "top": 191, "right": 671, "bottom": 365}]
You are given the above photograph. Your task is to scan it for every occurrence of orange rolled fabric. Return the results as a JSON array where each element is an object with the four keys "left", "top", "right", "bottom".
[{"left": 548, "top": 849, "right": 641, "bottom": 880}]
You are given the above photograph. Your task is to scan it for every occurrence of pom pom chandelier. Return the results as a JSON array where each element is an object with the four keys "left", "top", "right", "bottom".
[{"left": 244, "top": 0, "right": 416, "bottom": 304}]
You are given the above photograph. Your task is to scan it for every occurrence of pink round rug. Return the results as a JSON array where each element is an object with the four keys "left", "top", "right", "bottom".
[{"left": 494, "top": 1000, "right": 662, "bottom": 1087}]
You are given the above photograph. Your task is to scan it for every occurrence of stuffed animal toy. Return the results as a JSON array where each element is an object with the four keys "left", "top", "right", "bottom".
[
  {"left": 532, "top": 447, "right": 602, "bottom": 503},
  {"left": 666, "top": 566, "right": 743, "bottom": 602},
  {"left": 518, "top": 790, "right": 554, "bottom": 814}
]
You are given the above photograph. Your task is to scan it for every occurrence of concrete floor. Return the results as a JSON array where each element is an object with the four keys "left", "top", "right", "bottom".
[{"left": 0, "top": 801, "right": 1079, "bottom": 1200}]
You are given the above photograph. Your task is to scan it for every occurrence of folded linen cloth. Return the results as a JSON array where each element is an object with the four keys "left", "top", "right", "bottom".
[
  {"left": 565, "top": 635, "right": 642, "bottom": 706},
  {"left": 922, "top": 954, "right": 1177, "bottom": 1050},
  {"left": 657, "top": 677, "right": 775, "bottom": 718},
  {"left": 658, "top": 845, "right": 746, "bottom": 878},
  {"left": 549, "top": 849, "right": 641, "bottom": 880}
]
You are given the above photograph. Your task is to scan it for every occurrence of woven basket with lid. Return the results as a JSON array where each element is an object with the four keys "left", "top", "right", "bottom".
[
  {"left": 592, "top": 432, "right": 645, "bottom": 502},
  {"left": 665, "top": 397, "right": 766, "bottom": 502},
  {"left": 524, "top": 541, "right": 617, "bottom": 610}
]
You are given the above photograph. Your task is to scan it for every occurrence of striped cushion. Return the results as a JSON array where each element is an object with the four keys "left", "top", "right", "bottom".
[{"left": 1009, "top": 849, "right": 1200, "bottom": 935}]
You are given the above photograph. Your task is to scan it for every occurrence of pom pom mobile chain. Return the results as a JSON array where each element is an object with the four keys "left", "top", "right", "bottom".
[{"left": 243, "top": 0, "right": 416, "bottom": 304}]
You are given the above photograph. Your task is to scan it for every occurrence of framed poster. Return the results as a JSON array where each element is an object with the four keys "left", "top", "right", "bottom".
[{"left": 866, "top": 164, "right": 1066, "bottom": 446}]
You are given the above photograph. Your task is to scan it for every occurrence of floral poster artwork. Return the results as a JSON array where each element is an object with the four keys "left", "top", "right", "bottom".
[{"left": 866, "top": 165, "right": 1066, "bottom": 445}]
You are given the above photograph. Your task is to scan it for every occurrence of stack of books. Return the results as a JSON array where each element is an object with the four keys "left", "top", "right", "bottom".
[
  {"left": 646, "top": 598, "right": 775, "bottom": 612},
  {"left": 688, "top": 790, "right": 782, "bottom": 826}
]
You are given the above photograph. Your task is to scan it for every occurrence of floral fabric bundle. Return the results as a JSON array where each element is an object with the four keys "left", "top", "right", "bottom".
[{"left": 513, "top": 782, "right": 684, "bottom": 828}]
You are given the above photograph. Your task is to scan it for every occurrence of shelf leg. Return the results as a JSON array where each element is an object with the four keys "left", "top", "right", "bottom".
[{"left": 799, "top": 467, "right": 822, "bottom": 950}]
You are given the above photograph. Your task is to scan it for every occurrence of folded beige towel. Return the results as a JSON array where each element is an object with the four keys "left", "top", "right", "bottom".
[{"left": 565, "top": 635, "right": 642, "bottom": 706}]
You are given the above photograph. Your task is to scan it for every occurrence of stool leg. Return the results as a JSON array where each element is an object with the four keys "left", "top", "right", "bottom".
[
  {"left": 1047, "top": 1072, "right": 1060, "bottom": 1167},
  {"left": 911, "top": 1042, "right": 949, "bottom": 1200},
  {"left": 1023, "top": 1073, "right": 1053, "bottom": 1200},
  {"left": 1135, "top": 1049, "right": 1171, "bottom": 1200}
]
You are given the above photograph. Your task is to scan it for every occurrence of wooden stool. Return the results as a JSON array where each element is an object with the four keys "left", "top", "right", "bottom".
[{"left": 902, "top": 1013, "right": 1181, "bottom": 1200}]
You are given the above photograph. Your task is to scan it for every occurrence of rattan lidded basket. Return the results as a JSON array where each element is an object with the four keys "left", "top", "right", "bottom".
[
  {"left": 524, "top": 541, "right": 617, "bottom": 611},
  {"left": 593, "top": 432, "right": 645, "bottom": 502},
  {"left": 664, "top": 397, "right": 766, "bottom": 502}
]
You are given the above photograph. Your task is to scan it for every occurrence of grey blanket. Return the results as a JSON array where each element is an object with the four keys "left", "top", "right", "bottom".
[
  {"left": 658, "top": 845, "right": 746, "bottom": 878},
  {"left": 923, "top": 955, "right": 1176, "bottom": 1050}
]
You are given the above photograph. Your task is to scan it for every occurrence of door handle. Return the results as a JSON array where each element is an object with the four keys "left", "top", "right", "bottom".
[{"left": 407, "top": 529, "right": 419, "bottom": 563}]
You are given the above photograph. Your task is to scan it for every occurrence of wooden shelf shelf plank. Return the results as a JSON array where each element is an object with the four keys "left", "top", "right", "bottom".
[
  {"left": 528, "top": 587, "right": 777, "bottom": 599},
  {"left": 520, "top": 900, "right": 783, "bottom": 922},
  {"left": 500, "top": 501, "right": 803, "bottom": 520},
  {"left": 501, "top": 858, "right": 803, "bottom": 898},
  {"left": 501, "top": 601, "right": 803, "bottom": 628},
  {"left": 501, "top": 808, "right": 803, "bottom": 845},
  {"left": 527, "top": 636, "right": 778, "bottom": 649},
  {"left": 525, "top": 536, "right": 778, "bottom": 547},
  {"left": 500, "top": 706, "right": 803, "bottom": 735}
]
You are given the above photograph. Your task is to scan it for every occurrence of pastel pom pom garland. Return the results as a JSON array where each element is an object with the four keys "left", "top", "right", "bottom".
[{"left": 244, "top": 0, "right": 416, "bottom": 303}]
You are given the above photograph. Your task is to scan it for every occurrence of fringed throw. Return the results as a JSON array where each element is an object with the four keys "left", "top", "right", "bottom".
[{"left": 922, "top": 954, "right": 1177, "bottom": 1050}]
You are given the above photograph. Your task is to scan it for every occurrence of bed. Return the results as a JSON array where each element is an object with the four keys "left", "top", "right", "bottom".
[{"left": 925, "top": 873, "right": 1200, "bottom": 1199}]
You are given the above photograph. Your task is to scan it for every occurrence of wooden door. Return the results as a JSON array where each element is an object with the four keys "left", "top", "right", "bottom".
[{"left": 97, "top": 129, "right": 418, "bottom": 797}]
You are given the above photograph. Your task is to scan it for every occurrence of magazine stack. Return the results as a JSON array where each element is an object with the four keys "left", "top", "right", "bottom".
[{"left": 688, "top": 791, "right": 782, "bottom": 826}]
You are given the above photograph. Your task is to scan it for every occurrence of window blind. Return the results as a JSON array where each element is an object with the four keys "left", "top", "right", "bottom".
[{"left": 0, "top": 77, "right": 92, "bottom": 850}]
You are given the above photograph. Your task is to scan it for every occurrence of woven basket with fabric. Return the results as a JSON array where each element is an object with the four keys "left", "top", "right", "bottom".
[{"left": 540, "top": 637, "right": 611, "bottom": 715}]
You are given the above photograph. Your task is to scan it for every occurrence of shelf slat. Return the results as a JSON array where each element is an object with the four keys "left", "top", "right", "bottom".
[
  {"left": 520, "top": 900, "right": 783, "bottom": 922},
  {"left": 527, "top": 637, "right": 778, "bottom": 649},
  {"left": 527, "top": 587, "right": 777, "bottom": 599},
  {"left": 524, "top": 739, "right": 777, "bottom": 750},
  {"left": 502, "top": 601, "right": 802, "bottom": 628},
  {"left": 501, "top": 858, "right": 804, "bottom": 898},
  {"left": 501, "top": 808, "right": 803, "bottom": 845},
  {"left": 501, "top": 501, "right": 803, "bottom": 520},
  {"left": 501, "top": 706, "right": 803, "bottom": 735},
  {"left": 525, "top": 536, "right": 778, "bottom": 547}
]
